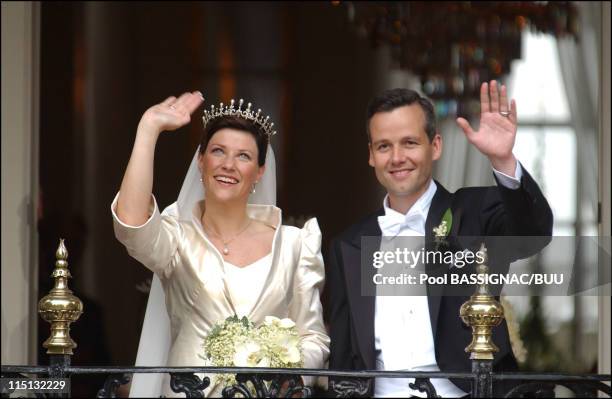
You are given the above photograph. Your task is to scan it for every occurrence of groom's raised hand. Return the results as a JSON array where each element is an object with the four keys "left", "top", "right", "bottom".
[{"left": 456, "top": 80, "right": 518, "bottom": 176}]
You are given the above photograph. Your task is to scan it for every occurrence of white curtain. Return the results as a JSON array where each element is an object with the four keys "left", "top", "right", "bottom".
[
  {"left": 556, "top": 1, "right": 602, "bottom": 371},
  {"left": 557, "top": 1, "right": 600, "bottom": 230},
  {"left": 433, "top": 118, "right": 494, "bottom": 192}
]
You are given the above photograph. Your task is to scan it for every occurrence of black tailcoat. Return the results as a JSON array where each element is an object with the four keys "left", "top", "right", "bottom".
[{"left": 326, "top": 167, "right": 553, "bottom": 395}]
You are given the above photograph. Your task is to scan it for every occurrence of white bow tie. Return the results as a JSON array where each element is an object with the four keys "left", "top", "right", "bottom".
[{"left": 378, "top": 211, "right": 425, "bottom": 237}]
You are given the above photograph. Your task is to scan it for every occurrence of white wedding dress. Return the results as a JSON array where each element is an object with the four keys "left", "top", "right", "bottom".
[{"left": 111, "top": 147, "right": 330, "bottom": 397}]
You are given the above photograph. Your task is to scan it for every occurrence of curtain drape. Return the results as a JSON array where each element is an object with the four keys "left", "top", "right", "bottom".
[{"left": 557, "top": 1, "right": 600, "bottom": 230}]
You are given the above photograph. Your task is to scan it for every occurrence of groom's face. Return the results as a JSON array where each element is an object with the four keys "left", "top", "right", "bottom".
[{"left": 368, "top": 104, "right": 441, "bottom": 202}]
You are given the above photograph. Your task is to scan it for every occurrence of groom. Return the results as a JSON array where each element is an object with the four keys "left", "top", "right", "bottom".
[{"left": 326, "top": 81, "right": 553, "bottom": 397}]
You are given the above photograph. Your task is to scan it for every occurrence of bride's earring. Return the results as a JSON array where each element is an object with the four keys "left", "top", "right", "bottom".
[
  {"left": 199, "top": 177, "right": 203, "bottom": 182},
  {"left": 251, "top": 181, "right": 258, "bottom": 194}
]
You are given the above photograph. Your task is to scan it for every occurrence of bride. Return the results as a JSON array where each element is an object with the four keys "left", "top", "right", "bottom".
[{"left": 111, "top": 91, "right": 330, "bottom": 397}]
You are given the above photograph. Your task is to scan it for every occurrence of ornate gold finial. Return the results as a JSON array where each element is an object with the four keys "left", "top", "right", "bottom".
[
  {"left": 459, "top": 243, "right": 504, "bottom": 360},
  {"left": 38, "top": 239, "right": 83, "bottom": 355},
  {"left": 202, "top": 98, "right": 277, "bottom": 139}
]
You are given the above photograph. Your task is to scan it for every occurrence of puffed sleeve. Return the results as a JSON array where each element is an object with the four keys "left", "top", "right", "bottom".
[
  {"left": 288, "top": 218, "right": 331, "bottom": 378},
  {"left": 111, "top": 192, "right": 180, "bottom": 278}
]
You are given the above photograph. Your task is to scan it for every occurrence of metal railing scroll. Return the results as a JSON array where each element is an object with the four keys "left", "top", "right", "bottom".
[{"left": 1, "top": 240, "right": 610, "bottom": 398}]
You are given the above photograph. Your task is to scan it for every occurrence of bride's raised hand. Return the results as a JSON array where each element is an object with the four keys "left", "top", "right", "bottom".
[
  {"left": 139, "top": 91, "right": 205, "bottom": 134},
  {"left": 117, "top": 90, "right": 204, "bottom": 226}
]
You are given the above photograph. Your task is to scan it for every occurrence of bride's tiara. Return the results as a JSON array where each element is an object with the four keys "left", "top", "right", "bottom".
[{"left": 202, "top": 98, "right": 277, "bottom": 139}]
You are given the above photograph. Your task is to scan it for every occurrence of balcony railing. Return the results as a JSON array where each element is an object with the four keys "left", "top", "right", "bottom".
[{"left": 1, "top": 240, "right": 610, "bottom": 398}]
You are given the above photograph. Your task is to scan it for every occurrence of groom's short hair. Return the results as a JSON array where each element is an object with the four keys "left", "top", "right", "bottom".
[{"left": 365, "top": 88, "right": 437, "bottom": 143}]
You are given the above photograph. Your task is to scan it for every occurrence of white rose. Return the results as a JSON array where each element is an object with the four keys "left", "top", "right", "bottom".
[
  {"left": 264, "top": 316, "right": 280, "bottom": 326},
  {"left": 279, "top": 344, "right": 301, "bottom": 364},
  {"left": 256, "top": 356, "right": 270, "bottom": 368},
  {"left": 233, "top": 341, "right": 262, "bottom": 367},
  {"left": 278, "top": 318, "right": 296, "bottom": 329},
  {"left": 278, "top": 335, "right": 301, "bottom": 364}
]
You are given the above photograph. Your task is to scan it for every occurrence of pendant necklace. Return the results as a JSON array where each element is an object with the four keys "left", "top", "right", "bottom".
[{"left": 203, "top": 218, "right": 252, "bottom": 255}]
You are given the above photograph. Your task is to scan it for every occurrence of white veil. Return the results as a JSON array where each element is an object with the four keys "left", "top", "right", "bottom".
[{"left": 129, "top": 145, "right": 276, "bottom": 397}]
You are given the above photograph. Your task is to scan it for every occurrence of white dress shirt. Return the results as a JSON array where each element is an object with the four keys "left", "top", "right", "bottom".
[{"left": 374, "top": 163, "right": 522, "bottom": 398}]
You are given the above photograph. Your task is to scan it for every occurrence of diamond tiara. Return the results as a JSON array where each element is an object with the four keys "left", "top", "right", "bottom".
[{"left": 202, "top": 98, "right": 277, "bottom": 139}]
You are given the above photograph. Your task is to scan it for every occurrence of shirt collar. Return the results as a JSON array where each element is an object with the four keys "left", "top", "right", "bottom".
[{"left": 383, "top": 179, "right": 438, "bottom": 218}]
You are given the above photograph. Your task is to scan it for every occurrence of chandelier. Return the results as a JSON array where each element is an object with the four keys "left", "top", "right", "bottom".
[{"left": 342, "top": 1, "right": 579, "bottom": 118}]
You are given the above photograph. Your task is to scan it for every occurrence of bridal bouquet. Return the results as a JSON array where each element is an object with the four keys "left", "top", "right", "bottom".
[{"left": 201, "top": 315, "right": 303, "bottom": 388}]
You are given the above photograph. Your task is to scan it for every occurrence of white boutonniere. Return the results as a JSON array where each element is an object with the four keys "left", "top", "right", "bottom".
[
  {"left": 433, "top": 208, "right": 453, "bottom": 250},
  {"left": 433, "top": 220, "right": 449, "bottom": 237}
]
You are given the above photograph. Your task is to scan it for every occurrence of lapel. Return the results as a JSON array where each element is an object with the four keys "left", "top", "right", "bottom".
[
  {"left": 339, "top": 182, "right": 457, "bottom": 368},
  {"left": 424, "top": 181, "right": 453, "bottom": 338},
  {"left": 341, "top": 209, "right": 384, "bottom": 370},
  {"left": 247, "top": 216, "right": 284, "bottom": 319}
]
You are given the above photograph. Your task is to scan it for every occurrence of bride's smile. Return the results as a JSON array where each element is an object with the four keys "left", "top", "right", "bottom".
[
  {"left": 214, "top": 175, "right": 239, "bottom": 184},
  {"left": 199, "top": 128, "right": 265, "bottom": 202}
]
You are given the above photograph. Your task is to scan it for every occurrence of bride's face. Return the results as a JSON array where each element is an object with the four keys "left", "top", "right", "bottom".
[{"left": 198, "top": 128, "right": 265, "bottom": 203}]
